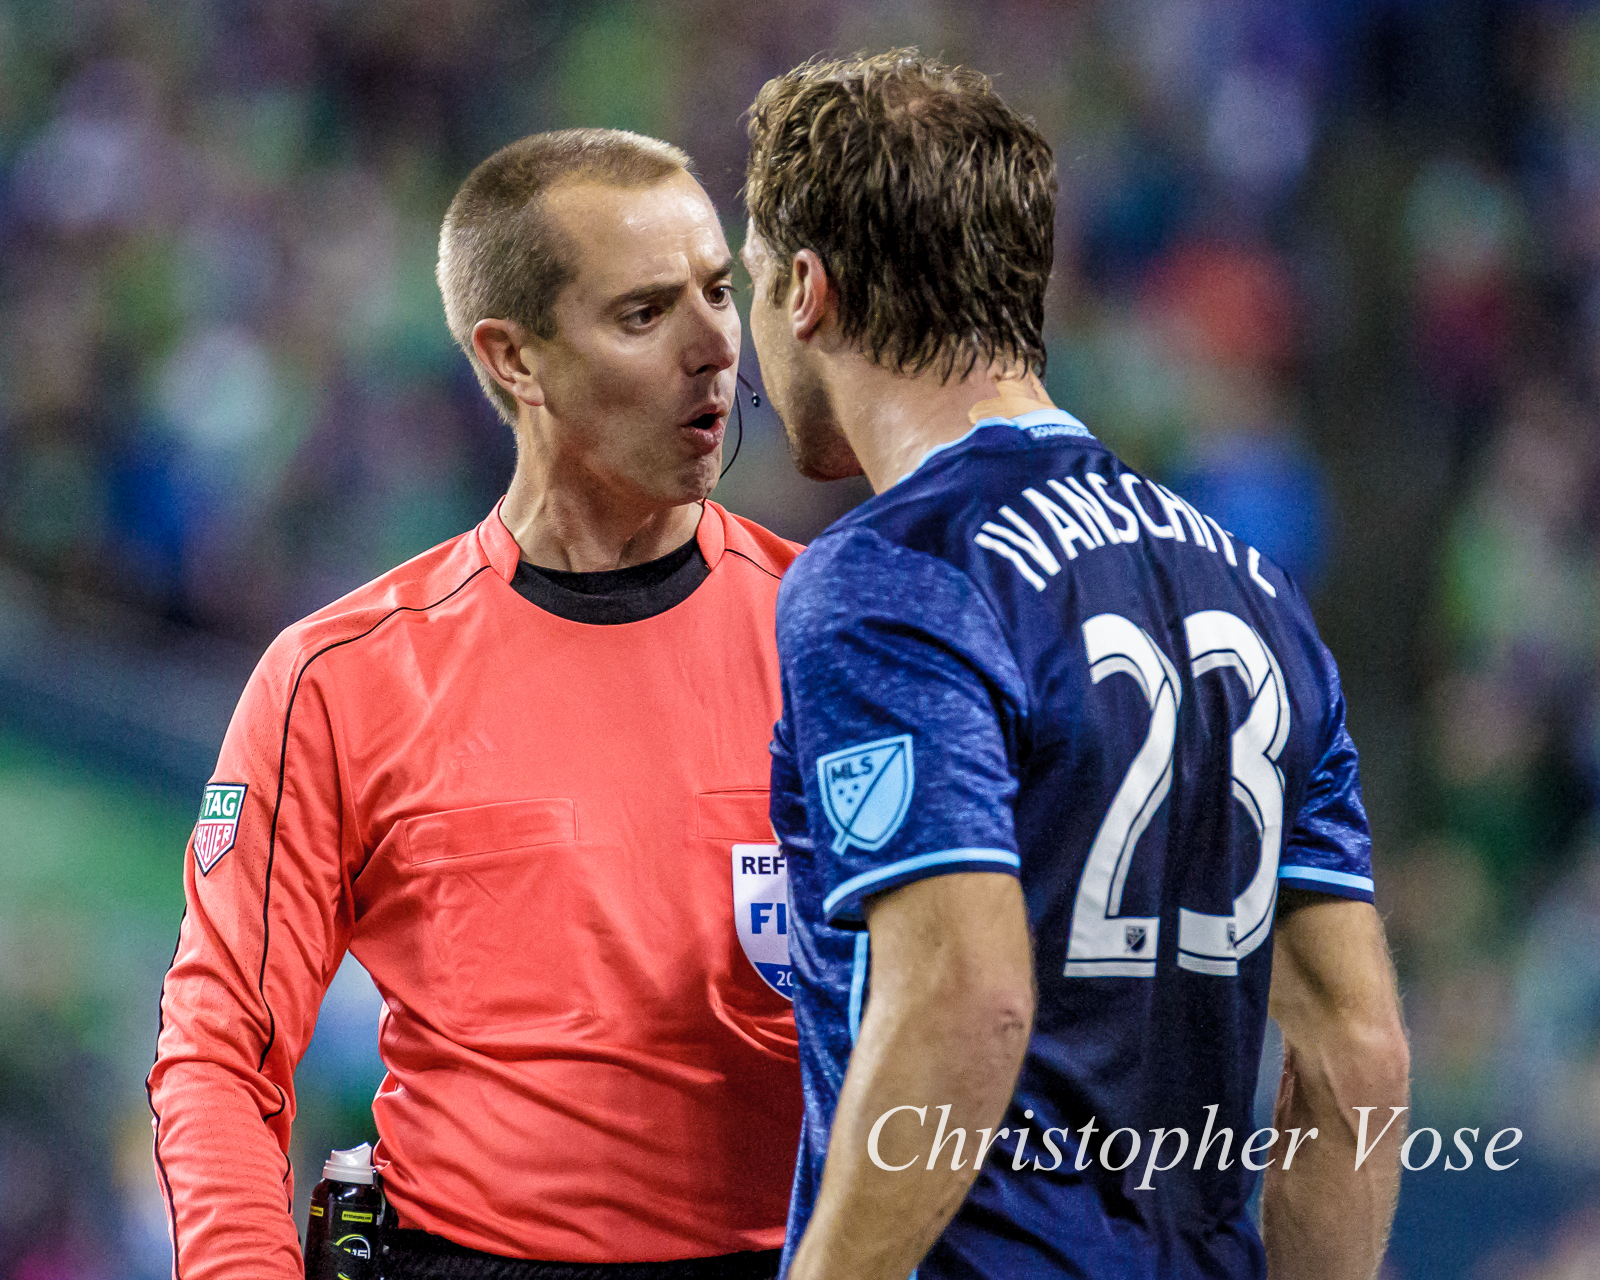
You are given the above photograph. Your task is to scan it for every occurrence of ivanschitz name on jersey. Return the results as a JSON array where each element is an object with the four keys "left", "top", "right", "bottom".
[{"left": 970, "top": 466, "right": 1280, "bottom": 598}]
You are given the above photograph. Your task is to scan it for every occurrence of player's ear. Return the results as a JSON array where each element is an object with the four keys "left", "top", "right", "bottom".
[
  {"left": 471, "top": 317, "right": 546, "bottom": 410},
  {"left": 788, "top": 249, "right": 834, "bottom": 343}
]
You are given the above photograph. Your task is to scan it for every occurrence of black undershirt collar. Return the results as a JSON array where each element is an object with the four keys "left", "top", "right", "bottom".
[{"left": 511, "top": 535, "right": 709, "bottom": 624}]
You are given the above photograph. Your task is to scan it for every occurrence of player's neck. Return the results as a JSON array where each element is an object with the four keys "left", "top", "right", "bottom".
[
  {"left": 500, "top": 448, "right": 702, "bottom": 572},
  {"left": 831, "top": 357, "right": 1056, "bottom": 492}
]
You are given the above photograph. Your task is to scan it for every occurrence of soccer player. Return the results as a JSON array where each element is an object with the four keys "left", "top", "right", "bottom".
[
  {"left": 148, "top": 130, "right": 802, "bottom": 1280},
  {"left": 740, "top": 53, "right": 1412, "bottom": 1280}
]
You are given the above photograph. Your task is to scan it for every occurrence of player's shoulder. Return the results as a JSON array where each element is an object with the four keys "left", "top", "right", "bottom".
[
  {"left": 784, "top": 520, "right": 944, "bottom": 599},
  {"left": 779, "top": 422, "right": 1076, "bottom": 616},
  {"left": 777, "top": 519, "right": 1030, "bottom": 714},
  {"left": 255, "top": 525, "right": 490, "bottom": 686},
  {"left": 711, "top": 500, "right": 805, "bottom": 578},
  {"left": 778, "top": 518, "right": 999, "bottom": 652}
]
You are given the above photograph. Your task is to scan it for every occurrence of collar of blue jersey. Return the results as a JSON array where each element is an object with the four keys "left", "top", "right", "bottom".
[{"left": 899, "top": 407, "right": 1096, "bottom": 484}]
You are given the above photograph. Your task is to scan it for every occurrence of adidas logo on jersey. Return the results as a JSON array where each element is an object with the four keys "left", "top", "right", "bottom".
[{"left": 448, "top": 730, "right": 499, "bottom": 769}]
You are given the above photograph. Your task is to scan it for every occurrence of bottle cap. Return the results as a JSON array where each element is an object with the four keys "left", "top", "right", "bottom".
[{"left": 322, "top": 1143, "right": 376, "bottom": 1185}]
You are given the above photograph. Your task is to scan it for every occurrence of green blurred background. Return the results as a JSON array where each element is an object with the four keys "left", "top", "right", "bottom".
[{"left": 2, "top": 1, "right": 1599, "bottom": 1276}]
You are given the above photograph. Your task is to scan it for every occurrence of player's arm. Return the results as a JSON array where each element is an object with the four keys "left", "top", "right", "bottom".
[
  {"left": 148, "top": 639, "right": 356, "bottom": 1280},
  {"left": 1263, "top": 889, "right": 1410, "bottom": 1280},
  {"left": 778, "top": 533, "right": 1034, "bottom": 1280},
  {"left": 785, "top": 872, "right": 1033, "bottom": 1280}
]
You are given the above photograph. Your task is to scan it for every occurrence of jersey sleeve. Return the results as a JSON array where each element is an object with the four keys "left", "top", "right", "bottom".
[
  {"left": 147, "top": 634, "right": 359, "bottom": 1280},
  {"left": 775, "top": 529, "right": 1029, "bottom": 928},
  {"left": 1278, "top": 640, "right": 1375, "bottom": 903}
]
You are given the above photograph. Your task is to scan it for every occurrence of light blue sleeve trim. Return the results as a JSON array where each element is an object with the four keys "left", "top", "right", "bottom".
[
  {"left": 848, "top": 932, "right": 870, "bottom": 1045},
  {"left": 1279, "top": 866, "right": 1374, "bottom": 892},
  {"left": 823, "top": 848, "right": 1022, "bottom": 918}
]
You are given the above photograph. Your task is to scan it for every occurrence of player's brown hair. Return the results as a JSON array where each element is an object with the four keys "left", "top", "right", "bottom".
[
  {"left": 437, "top": 128, "right": 692, "bottom": 425},
  {"left": 744, "top": 50, "right": 1056, "bottom": 381}
]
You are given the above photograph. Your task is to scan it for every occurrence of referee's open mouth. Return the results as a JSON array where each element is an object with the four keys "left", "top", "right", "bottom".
[{"left": 679, "top": 403, "right": 728, "bottom": 455}]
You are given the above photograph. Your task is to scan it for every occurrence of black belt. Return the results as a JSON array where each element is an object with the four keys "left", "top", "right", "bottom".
[{"left": 381, "top": 1230, "right": 781, "bottom": 1280}]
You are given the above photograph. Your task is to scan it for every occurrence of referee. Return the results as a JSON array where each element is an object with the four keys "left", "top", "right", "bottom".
[{"left": 148, "top": 130, "right": 801, "bottom": 1280}]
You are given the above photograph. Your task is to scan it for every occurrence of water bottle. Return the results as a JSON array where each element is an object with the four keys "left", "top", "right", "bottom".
[{"left": 304, "top": 1143, "right": 386, "bottom": 1280}]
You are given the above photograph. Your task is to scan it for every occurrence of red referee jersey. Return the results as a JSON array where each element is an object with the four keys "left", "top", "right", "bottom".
[{"left": 148, "top": 501, "right": 804, "bottom": 1278}]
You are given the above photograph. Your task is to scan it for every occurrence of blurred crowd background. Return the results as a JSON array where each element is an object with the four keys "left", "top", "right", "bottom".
[{"left": 2, "top": 0, "right": 1599, "bottom": 1276}]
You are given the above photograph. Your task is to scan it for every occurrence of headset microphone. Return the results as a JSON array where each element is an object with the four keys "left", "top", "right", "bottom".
[{"left": 723, "top": 371, "right": 761, "bottom": 478}]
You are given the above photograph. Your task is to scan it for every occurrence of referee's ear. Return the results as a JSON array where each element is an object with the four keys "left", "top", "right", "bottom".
[{"left": 472, "top": 316, "right": 547, "bottom": 411}]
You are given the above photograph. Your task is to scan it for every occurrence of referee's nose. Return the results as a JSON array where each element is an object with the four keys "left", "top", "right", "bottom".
[{"left": 683, "top": 289, "right": 740, "bottom": 380}]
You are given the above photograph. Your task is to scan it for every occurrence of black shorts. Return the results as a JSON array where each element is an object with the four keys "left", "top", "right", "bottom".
[{"left": 380, "top": 1230, "right": 782, "bottom": 1280}]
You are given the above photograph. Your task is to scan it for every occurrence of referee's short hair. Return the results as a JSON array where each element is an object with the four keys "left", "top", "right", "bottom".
[
  {"left": 745, "top": 49, "right": 1055, "bottom": 382},
  {"left": 438, "top": 128, "right": 691, "bottom": 426}
]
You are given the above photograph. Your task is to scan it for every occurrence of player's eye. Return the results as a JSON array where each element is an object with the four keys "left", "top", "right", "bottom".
[
  {"left": 708, "top": 284, "right": 733, "bottom": 306},
  {"left": 623, "top": 305, "right": 662, "bottom": 327}
]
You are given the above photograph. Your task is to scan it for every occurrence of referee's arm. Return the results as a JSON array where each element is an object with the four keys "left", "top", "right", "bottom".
[
  {"left": 148, "top": 639, "right": 352, "bottom": 1280},
  {"left": 1263, "top": 890, "right": 1411, "bottom": 1280}
]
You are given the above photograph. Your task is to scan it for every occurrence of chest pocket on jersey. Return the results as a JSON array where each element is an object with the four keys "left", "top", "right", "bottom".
[
  {"left": 404, "top": 798, "right": 574, "bottom": 865},
  {"left": 697, "top": 789, "right": 772, "bottom": 842},
  {"left": 401, "top": 799, "right": 591, "bottom": 1042}
]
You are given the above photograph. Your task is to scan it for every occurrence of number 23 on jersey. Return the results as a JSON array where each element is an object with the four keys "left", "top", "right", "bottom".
[{"left": 1064, "top": 610, "right": 1290, "bottom": 981}]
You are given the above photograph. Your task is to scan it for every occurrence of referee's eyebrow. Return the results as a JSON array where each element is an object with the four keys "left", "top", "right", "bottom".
[{"left": 608, "top": 257, "right": 735, "bottom": 310}]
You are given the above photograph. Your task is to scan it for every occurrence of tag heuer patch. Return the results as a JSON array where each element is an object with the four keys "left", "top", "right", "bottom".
[{"left": 193, "top": 783, "right": 247, "bottom": 874}]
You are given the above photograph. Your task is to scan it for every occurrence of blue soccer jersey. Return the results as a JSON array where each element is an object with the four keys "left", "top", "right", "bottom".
[{"left": 771, "top": 408, "right": 1374, "bottom": 1279}]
